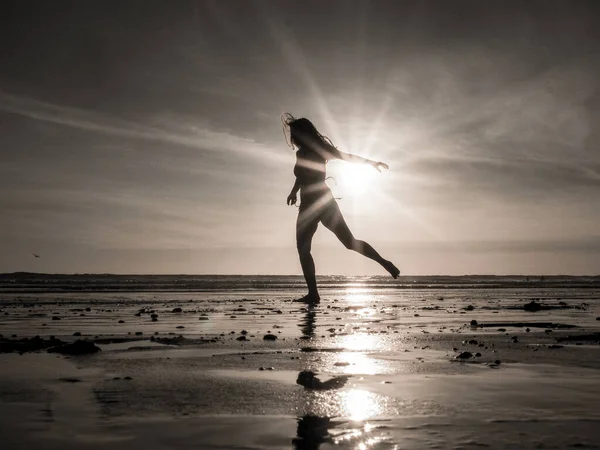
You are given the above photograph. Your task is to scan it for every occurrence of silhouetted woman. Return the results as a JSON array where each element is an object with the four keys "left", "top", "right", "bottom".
[{"left": 284, "top": 115, "right": 399, "bottom": 303}]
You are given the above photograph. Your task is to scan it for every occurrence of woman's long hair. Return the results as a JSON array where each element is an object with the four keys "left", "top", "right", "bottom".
[{"left": 281, "top": 113, "right": 335, "bottom": 150}]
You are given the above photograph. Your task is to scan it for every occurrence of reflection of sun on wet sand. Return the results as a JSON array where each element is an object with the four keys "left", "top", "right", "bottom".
[{"left": 1, "top": 274, "right": 600, "bottom": 449}]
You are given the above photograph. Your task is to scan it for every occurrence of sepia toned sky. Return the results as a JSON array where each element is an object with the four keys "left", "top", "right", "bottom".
[{"left": 1, "top": 0, "right": 599, "bottom": 275}]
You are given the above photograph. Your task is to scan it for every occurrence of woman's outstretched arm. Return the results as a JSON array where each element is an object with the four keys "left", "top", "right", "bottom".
[
  {"left": 287, "top": 178, "right": 301, "bottom": 205},
  {"left": 323, "top": 143, "right": 389, "bottom": 172}
]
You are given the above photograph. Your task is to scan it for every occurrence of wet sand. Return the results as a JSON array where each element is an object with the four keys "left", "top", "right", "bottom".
[{"left": 1, "top": 286, "right": 599, "bottom": 449}]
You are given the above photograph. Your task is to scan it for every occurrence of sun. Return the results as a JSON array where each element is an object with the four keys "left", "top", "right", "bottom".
[{"left": 336, "top": 163, "right": 380, "bottom": 196}]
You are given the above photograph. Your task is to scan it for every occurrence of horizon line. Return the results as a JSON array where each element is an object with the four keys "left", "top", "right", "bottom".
[{"left": 1, "top": 272, "right": 599, "bottom": 278}]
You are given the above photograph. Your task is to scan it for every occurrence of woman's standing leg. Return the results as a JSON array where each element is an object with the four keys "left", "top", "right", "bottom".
[
  {"left": 321, "top": 201, "right": 400, "bottom": 278},
  {"left": 296, "top": 209, "right": 321, "bottom": 301}
]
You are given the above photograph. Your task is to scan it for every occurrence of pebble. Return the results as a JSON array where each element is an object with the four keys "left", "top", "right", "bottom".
[
  {"left": 118, "top": 320, "right": 125, "bottom": 323},
  {"left": 172, "top": 308, "right": 183, "bottom": 313}
]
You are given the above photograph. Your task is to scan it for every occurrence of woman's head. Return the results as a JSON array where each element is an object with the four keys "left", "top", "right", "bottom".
[{"left": 282, "top": 113, "right": 330, "bottom": 150}]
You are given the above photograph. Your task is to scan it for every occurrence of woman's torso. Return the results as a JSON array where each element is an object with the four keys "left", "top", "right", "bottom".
[{"left": 294, "top": 146, "right": 333, "bottom": 206}]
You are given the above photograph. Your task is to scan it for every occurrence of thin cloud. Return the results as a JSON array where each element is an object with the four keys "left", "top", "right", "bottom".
[{"left": 0, "top": 90, "right": 285, "bottom": 164}]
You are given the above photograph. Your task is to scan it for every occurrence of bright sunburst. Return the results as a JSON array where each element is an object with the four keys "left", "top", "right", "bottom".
[{"left": 336, "top": 163, "right": 381, "bottom": 196}]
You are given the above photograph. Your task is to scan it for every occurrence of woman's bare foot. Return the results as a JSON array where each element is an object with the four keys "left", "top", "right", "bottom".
[
  {"left": 383, "top": 260, "right": 400, "bottom": 279},
  {"left": 293, "top": 293, "right": 321, "bottom": 304}
]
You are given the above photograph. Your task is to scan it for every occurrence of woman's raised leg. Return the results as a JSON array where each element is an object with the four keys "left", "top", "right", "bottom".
[{"left": 321, "top": 201, "right": 400, "bottom": 278}]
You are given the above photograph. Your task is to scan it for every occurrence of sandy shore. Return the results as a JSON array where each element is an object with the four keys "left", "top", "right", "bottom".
[{"left": 1, "top": 287, "right": 599, "bottom": 449}]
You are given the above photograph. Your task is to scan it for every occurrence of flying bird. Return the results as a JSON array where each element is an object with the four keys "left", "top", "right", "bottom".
[{"left": 33, "top": 253, "right": 40, "bottom": 258}]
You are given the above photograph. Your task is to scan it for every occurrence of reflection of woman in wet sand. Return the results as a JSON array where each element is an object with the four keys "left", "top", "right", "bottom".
[{"left": 284, "top": 115, "right": 400, "bottom": 303}]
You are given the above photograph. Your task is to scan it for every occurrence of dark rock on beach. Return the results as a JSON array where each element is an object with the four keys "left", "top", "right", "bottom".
[
  {"left": 455, "top": 351, "right": 473, "bottom": 359},
  {"left": 47, "top": 340, "right": 101, "bottom": 355},
  {"left": 523, "top": 300, "right": 542, "bottom": 312},
  {"left": 58, "top": 377, "right": 82, "bottom": 383},
  {"left": 154, "top": 335, "right": 187, "bottom": 345},
  {"left": 263, "top": 334, "right": 278, "bottom": 341},
  {"left": 0, "top": 336, "right": 63, "bottom": 354}
]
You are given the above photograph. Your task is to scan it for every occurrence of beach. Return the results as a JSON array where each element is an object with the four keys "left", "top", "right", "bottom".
[{"left": 1, "top": 274, "right": 599, "bottom": 449}]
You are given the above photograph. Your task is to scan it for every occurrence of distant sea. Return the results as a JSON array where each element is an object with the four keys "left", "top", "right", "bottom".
[{"left": 1, "top": 273, "right": 599, "bottom": 293}]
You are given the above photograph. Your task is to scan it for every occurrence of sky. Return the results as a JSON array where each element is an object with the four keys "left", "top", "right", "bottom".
[{"left": 1, "top": 0, "right": 599, "bottom": 275}]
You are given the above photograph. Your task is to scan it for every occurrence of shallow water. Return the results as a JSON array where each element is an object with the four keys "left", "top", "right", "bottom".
[{"left": 1, "top": 277, "right": 599, "bottom": 449}]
